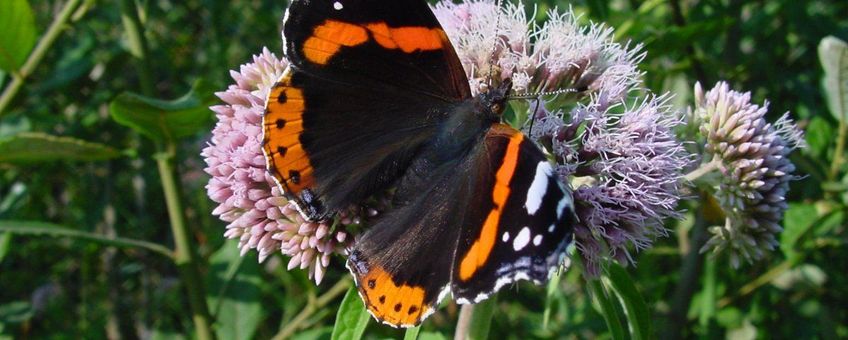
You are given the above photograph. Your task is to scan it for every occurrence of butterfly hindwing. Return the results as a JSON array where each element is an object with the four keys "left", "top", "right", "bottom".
[
  {"left": 263, "top": 0, "right": 472, "bottom": 218},
  {"left": 451, "top": 124, "right": 576, "bottom": 304},
  {"left": 348, "top": 123, "right": 575, "bottom": 327}
]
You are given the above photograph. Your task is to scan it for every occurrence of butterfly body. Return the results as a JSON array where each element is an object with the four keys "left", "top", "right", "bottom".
[{"left": 262, "top": 0, "right": 577, "bottom": 327}]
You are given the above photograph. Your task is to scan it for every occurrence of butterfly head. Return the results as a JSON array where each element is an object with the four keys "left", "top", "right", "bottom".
[{"left": 478, "top": 78, "right": 513, "bottom": 120}]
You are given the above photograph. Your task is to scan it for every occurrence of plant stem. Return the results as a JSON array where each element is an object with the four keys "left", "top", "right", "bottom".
[
  {"left": 454, "top": 296, "right": 497, "bottom": 340},
  {"left": 0, "top": 0, "right": 84, "bottom": 116},
  {"left": 118, "top": 0, "right": 155, "bottom": 96},
  {"left": 829, "top": 117, "right": 847, "bottom": 181},
  {"left": 684, "top": 159, "right": 720, "bottom": 182},
  {"left": 155, "top": 145, "right": 215, "bottom": 340},
  {"left": 0, "top": 220, "right": 173, "bottom": 259},
  {"left": 717, "top": 257, "right": 800, "bottom": 308},
  {"left": 662, "top": 213, "right": 708, "bottom": 339},
  {"left": 273, "top": 278, "right": 352, "bottom": 340}
]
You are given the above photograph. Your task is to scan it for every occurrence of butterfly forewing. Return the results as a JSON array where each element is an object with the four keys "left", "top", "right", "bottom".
[{"left": 264, "top": 0, "right": 472, "bottom": 216}]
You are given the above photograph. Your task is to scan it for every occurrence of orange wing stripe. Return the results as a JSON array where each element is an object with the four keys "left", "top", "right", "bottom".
[
  {"left": 357, "top": 266, "right": 430, "bottom": 327},
  {"left": 263, "top": 70, "right": 315, "bottom": 194},
  {"left": 366, "top": 23, "right": 444, "bottom": 53},
  {"left": 302, "top": 20, "right": 446, "bottom": 65},
  {"left": 303, "top": 20, "right": 368, "bottom": 64},
  {"left": 458, "top": 129, "right": 524, "bottom": 281}
]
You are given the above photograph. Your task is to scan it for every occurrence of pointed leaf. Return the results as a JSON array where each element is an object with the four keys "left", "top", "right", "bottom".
[
  {"left": 0, "top": 132, "right": 121, "bottom": 163},
  {"left": 604, "top": 264, "right": 654, "bottom": 340},
  {"left": 109, "top": 81, "right": 216, "bottom": 143},
  {"left": 206, "top": 240, "right": 263, "bottom": 340},
  {"left": 0, "top": 0, "right": 36, "bottom": 72},
  {"left": 819, "top": 36, "right": 848, "bottom": 122},
  {"left": 331, "top": 286, "right": 370, "bottom": 340}
]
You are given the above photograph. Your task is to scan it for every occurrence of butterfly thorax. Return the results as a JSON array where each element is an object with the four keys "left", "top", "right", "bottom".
[{"left": 428, "top": 80, "right": 513, "bottom": 163}]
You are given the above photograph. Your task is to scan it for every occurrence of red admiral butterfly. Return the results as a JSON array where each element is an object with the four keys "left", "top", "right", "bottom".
[{"left": 262, "top": 0, "right": 576, "bottom": 327}]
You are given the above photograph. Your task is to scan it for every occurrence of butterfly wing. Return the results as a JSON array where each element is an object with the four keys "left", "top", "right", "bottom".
[
  {"left": 451, "top": 124, "right": 576, "bottom": 303},
  {"left": 263, "top": 0, "right": 471, "bottom": 217},
  {"left": 347, "top": 124, "right": 576, "bottom": 327}
]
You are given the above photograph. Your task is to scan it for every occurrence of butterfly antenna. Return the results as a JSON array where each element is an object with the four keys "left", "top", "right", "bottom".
[
  {"left": 485, "top": 0, "right": 503, "bottom": 89},
  {"left": 508, "top": 87, "right": 581, "bottom": 100},
  {"left": 528, "top": 96, "right": 541, "bottom": 136}
]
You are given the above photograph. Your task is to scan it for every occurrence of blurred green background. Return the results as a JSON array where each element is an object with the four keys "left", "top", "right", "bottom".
[{"left": 1, "top": 0, "right": 847, "bottom": 338}]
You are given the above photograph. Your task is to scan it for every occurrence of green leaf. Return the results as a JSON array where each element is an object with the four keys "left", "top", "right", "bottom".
[
  {"left": 0, "top": 132, "right": 121, "bottom": 163},
  {"left": 0, "top": 0, "right": 37, "bottom": 72},
  {"left": 604, "top": 263, "right": 654, "bottom": 340},
  {"left": 403, "top": 325, "right": 421, "bottom": 340},
  {"left": 589, "top": 278, "right": 626, "bottom": 340},
  {"left": 109, "top": 80, "right": 216, "bottom": 143},
  {"left": 0, "top": 233, "right": 10, "bottom": 264},
  {"left": 819, "top": 36, "right": 848, "bottom": 122},
  {"left": 466, "top": 296, "right": 497, "bottom": 340},
  {"left": 0, "top": 220, "right": 173, "bottom": 258},
  {"left": 0, "top": 302, "right": 32, "bottom": 324},
  {"left": 331, "top": 286, "right": 370, "bottom": 340},
  {"left": 206, "top": 240, "right": 263, "bottom": 340},
  {"left": 417, "top": 332, "right": 448, "bottom": 340},
  {"left": 780, "top": 203, "right": 818, "bottom": 256}
]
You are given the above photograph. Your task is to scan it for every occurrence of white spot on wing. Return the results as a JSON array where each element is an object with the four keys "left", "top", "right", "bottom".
[
  {"left": 533, "top": 234, "right": 543, "bottom": 246},
  {"left": 525, "top": 162, "right": 552, "bottom": 215},
  {"left": 556, "top": 192, "right": 573, "bottom": 219},
  {"left": 513, "top": 227, "right": 531, "bottom": 251},
  {"left": 548, "top": 223, "right": 555, "bottom": 233},
  {"left": 502, "top": 232, "right": 510, "bottom": 242},
  {"left": 333, "top": 1, "right": 343, "bottom": 10}
]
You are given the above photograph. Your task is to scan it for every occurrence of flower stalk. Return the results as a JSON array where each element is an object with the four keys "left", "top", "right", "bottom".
[
  {"left": 0, "top": 0, "right": 84, "bottom": 116},
  {"left": 155, "top": 145, "right": 215, "bottom": 340}
]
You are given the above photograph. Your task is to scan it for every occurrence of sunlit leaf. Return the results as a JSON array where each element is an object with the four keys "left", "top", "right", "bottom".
[
  {"left": 403, "top": 325, "right": 421, "bottom": 340},
  {"left": 819, "top": 36, "right": 848, "bottom": 122},
  {"left": 0, "top": 0, "right": 37, "bottom": 72},
  {"left": 0, "top": 301, "right": 32, "bottom": 324},
  {"left": 331, "top": 286, "right": 370, "bottom": 340},
  {"left": 0, "top": 132, "right": 121, "bottom": 163},
  {"left": 109, "top": 80, "right": 216, "bottom": 143}
]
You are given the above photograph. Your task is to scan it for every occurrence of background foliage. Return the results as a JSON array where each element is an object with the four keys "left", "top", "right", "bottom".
[{"left": 1, "top": 0, "right": 846, "bottom": 338}]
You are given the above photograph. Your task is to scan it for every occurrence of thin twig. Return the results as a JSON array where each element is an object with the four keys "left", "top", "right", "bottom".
[
  {"left": 0, "top": 0, "right": 84, "bottom": 115},
  {"left": 272, "top": 278, "right": 352, "bottom": 340}
]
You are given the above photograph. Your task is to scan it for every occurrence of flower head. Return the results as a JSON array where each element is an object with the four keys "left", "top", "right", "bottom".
[
  {"left": 432, "top": 0, "right": 644, "bottom": 100},
  {"left": 202, "top": 48, "right": 354, "bottom": 284},
  {"left": 694, "top": 82, "right": 805, "bottom": 267},
  {"left": 531, "top": 93, "right": 693, "bottom": 277}
]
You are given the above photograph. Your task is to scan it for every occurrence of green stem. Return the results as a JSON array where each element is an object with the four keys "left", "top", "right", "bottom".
[
  {"left": 717, "top": 257, "right": 800, "bottom": 308},
  {"left": 272, "top": 278, "right": 351, "bottom": 340},
  {"left": 829, "top": 117, "right": 847, "bottom": 181},
  {"left": 0, "top": 220, "right": 173, "bottom": 259},
  {"left": 118, "top": 0, "right": 154, "bottom": 96},
  {"left": 155, "top": 145, "right": 215, "bottom": 340},
  {"left": 663, "top": 213, "right": 708, "bottom": 339},
  {"left": 454, "top": 296, "right": 497, "bottom": 340},
  {"left": 0, "top": 0, "right": 84, "bottom": 116},
  {"left": 684, "top": 159, "right": 721, "bottom": 182}
]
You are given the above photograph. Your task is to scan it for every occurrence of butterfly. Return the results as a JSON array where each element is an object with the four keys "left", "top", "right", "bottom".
[{"left": 262, "top": 0, "right": 576, "bottom": 328}]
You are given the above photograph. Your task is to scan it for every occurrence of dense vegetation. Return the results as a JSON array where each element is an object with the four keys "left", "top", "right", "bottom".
[{"left": 1, "top": 0, "right": 846, "bottom": 338}]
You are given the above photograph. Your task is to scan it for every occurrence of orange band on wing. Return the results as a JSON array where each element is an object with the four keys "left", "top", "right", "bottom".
[
  {"left": 458, "top": 128, "right": 524, "bottom": 281},
  {"left": 357, "top": 266, "right": 431, "bottom": 327},
  {"left": 263, "top": 70, "right": 314, "bottom": 194},
  {"left": 303, "top": 20, "right": 369, "bottom": 65},
  {"left": 366, "top": 23, "right": 444, "bottom": 53},
  {"left": 302, "top": 20, "right": 446, "bottom": 65}
]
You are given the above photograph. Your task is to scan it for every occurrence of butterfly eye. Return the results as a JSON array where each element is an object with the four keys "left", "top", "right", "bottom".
[{"left": 491, "top": 103, "right": 502, "bottom": 113}]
